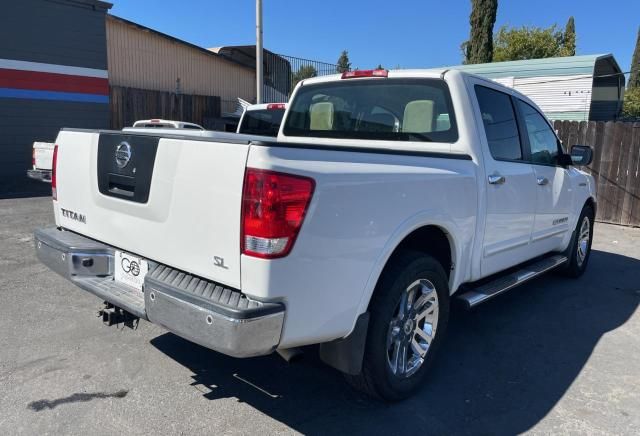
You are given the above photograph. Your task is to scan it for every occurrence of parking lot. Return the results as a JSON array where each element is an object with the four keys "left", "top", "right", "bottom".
[{"left": 1, "top": 196, "right": 639, "bottom": 435}]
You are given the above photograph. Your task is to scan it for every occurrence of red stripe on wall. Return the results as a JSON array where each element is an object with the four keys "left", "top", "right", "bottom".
[{"left": 0, "top": 68, "right": 109, "bottom": 95}]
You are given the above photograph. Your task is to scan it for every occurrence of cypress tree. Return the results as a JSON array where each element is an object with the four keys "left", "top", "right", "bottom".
[
  {"left": 337, "top": 50, "right": 351, "bottom": 73},
  {"left": 465, "top": 0, "right": 498, "bottom": 64},
  {"left": 563, "top": 16, "right": 576, "bottom": 56},
  {"left": 630, "top": 27, "right": 640, "bottom": 89}
]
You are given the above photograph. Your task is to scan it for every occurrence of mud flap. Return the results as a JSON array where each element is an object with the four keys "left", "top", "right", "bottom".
[{"left": 319, "top": 312, "right": 369, "bottom": 375}]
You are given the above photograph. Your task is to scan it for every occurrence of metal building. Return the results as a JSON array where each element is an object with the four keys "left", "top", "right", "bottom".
[
  {"left": 106, "top": 16, "right": 256, "bottom": 117},
  {"left": 0, "top": 0, "right": 112, "bottom": 195},
  {"left": 210, "top": 46, "right": 291, "bottom": 103},
  {"left": 445, "top": 54, "right": 625, "bottom": 121}
]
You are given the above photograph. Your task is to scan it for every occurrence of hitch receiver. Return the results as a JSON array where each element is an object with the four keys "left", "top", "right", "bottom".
[{"left": 99, "top": 302, "right": 139, "bottom": 329}]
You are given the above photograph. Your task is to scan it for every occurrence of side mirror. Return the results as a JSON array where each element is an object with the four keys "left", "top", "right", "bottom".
[{"left": 569, "top": 145, "right": 593, "bottom": 166}]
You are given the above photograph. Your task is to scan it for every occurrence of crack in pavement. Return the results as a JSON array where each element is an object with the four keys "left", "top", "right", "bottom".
[{"left": 27, "top": 390, "right": 129, "bottom": 411}]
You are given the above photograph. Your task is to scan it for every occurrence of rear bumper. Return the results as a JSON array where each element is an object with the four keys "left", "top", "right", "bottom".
[
  {"left": 34, "top": 227, "right": 285, "bottom": 357},
  {"left": 27, "top": 169, "right": 52, "bottom": 183}
]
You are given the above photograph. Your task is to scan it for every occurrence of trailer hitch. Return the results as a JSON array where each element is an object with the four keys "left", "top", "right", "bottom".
[{"left": 98, "top": 302, "right": 139, "bottom": 329}]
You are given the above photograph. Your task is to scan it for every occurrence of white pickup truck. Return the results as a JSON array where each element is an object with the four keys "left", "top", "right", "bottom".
[
  {"left": 35, "top": 69, "right": 596, "bottom": 401},
  {"left": 237, "top": 103, "right": 287, "bottom": 136},
  {"left": 27, "top": 141, "right": 56, "bottom": 183},
  {"left": 25, "top": 121, "right": 206, "bottom": 184},
  {"left": 132, "top": 119, "right": 205, "bottom": 130}
]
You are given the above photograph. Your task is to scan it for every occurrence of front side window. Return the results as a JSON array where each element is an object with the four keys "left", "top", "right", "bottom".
[
  {"left": 283, "top": 79, "right": 458, "bottom": 143},
  {"left": 516, "top": 100, "right": 560, "bottom": 166},
  {"left": 474, "top": 85, "right": 523, "bottom": 161}
]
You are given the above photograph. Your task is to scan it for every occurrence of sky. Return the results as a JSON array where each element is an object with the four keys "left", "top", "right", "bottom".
[{"left": 110, "top": 0, "right": 639, "bottom": 76}]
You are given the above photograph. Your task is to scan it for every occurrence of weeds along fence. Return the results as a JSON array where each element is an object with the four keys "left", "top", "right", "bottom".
[{"left": 555, "top": 121, "right": 640, "bottom": 227}]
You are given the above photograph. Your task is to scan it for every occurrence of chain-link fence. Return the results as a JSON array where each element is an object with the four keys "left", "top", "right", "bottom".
[{"left": 263, "top": 53, "right": 346, "bottom": 103}]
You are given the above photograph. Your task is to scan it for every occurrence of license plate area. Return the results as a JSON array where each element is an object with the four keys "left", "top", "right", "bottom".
[{"left": 114, "top": 250, "right": 149, "bottom": 292}]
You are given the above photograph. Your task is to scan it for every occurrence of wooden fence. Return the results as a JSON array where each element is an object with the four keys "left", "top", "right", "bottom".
[
  {"left": 109, "top": 86, "right": 221, "bottom": 130},
  {"left": 554, "top": 121, "right": 640, "bottom": 227}
]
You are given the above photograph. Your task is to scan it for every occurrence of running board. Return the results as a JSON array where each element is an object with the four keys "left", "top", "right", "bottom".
[{"left": 456, "top": 254, "right": 568, "bottom": 309}]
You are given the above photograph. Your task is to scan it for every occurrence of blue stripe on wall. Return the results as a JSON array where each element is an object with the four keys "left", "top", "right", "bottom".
[{"left": 0, "top": 88, "right": 109, "bottom": 103}]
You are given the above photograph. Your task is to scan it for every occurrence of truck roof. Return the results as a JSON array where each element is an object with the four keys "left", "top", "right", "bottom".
[
  {"left": 296, "top": 68, "right": 540, "bottom": 115},
  {"left": 132, "top": 119, "right": 205, "bottom": 130},
  {"left": 244, "top": 103, "right": 288, "bottom": 111},
  {"left": 299, "top": 69, "right": 448, "bottom": 86}
]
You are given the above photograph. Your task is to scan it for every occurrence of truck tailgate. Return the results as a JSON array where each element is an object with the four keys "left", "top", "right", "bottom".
[
  {"left": 53, "top": 130, "right": 249, "bottom": 289},
  {"left": 33, "top": 141, "right": 54, "bottom": 170}
]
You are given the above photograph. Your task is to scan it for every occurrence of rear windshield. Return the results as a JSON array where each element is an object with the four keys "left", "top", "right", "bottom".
[
  {"left": 283, "top": 78, "right": 458, "bottom": 143},
  {"left": 239, "top": 109, "right": 285, "bottom": 136},
  {"left": 139, "top": 123, "right": 175, "bottom": 128}
]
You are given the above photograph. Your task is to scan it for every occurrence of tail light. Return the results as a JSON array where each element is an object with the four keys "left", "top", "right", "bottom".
[
  {"left": 51, "top": 145, "right": 59, "bottom": 200},
  {"left": 341, "top": 69, "right": 388, "bottom": 79},
  {"left": 267, "top": 103, "right": 286, "bottom": 110},
  {"left": 241, "top": 168, "right": 315, "bottom": 259}
]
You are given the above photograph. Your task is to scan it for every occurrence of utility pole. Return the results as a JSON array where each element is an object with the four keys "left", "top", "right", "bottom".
[{"left": 256, "top": 0, "right": 263, "bottom": 103}]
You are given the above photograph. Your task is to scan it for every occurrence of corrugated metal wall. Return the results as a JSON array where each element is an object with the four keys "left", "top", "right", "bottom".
[
  {"left": 515, "top": 75, "right": 593, "bottom": 121},
  {"left": 0, "top": 0, "right": 111, "bottom": 196},
  {"left": 106, "top": 17, "right": 256, "bottom": 104},
  {"left": 449, "top": 55, "right": 624, "bottom": 121},
  {"left": 493, "top": 74, "right": 593, "bottom": 121}
]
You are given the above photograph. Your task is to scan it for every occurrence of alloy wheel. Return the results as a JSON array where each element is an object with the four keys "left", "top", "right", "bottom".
[{"left": 386, "top": 279, "right": 439, "bottom": 378}]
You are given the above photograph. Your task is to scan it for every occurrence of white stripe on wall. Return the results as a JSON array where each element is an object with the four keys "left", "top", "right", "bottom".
[{"left": 0, "top": 58, "right": 108, "bottom": 78}]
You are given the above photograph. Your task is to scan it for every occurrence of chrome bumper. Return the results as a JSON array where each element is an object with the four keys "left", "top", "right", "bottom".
[
  {"left": 34, "top": 227, "right": 285, "bottom": 357},
  {"left": 27, "top": 169, "right": 52, "bottom": 183}
]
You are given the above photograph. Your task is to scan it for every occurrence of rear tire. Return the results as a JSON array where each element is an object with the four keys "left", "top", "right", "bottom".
[
  {"left": 561, "top": 204, "right": 594, "bottom": 278},
  {"left": 346, "top": 251, "right": 449, "bottom": 401}
]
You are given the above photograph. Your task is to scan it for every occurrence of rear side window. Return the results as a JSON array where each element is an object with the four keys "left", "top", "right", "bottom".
[
  {"left": 283, "top": 79, "right": 458, "bottom": 143},
  {"left": 239, "top": 109, "right": 285, "bottom": 136},
  {"left": 475, "top": 85, "right": 522, "bottom": 161},
  {"left": 516, "top": 99, "right": 560, "bottom": 166}
]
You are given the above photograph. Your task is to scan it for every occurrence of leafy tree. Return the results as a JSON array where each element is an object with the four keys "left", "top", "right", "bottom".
[
  {"left": 376, "top": 64, "right": 384, "bottom": 70},
  {"left": 493, "top": 25, "right": 567, "bottom": 62},
  {"left": 462, "top": 0, "right": 498, "bottom": 64},
  {"left": 291, "top": 65, "right": 317, "bottom": 89},
  {"left": 629, "top": 27, "right": 640, "bottom": 89},
  {"left": 337, "top": 50, "right": 351, "bottom": 73},
  {"left": 623, "top": 86, "right": 640, "bottom": 118},
  {"left": 561, "top": 16, "right": 576, "bottom": 56}
]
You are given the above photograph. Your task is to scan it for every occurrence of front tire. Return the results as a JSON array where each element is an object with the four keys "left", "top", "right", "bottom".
[
  {"left": 346, "top": 251, "right": 450, "bottom": 401},
  {"left": 562, "top": 204, "right": 594, "bottom": 278}
]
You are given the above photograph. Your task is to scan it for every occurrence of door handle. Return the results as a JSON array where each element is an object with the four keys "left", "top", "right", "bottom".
[
  {"left": 488, "top": 174, "right": 506, "bottom": 185},
  {"left": 537, "top": 177, "right": 549, "bottom": 186}
]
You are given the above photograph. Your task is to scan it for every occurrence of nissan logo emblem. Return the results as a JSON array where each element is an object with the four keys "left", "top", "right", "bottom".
[{"left": 115, "top": 141, "right": 132, "bottom": 168}]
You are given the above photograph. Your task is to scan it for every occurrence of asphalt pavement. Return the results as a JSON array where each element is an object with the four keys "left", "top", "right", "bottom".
[{"left": 1, "top": 196, "right": 639, "bottom": 435}]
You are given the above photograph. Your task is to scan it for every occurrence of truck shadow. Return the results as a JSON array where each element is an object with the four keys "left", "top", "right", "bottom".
[{"left": 150, "top": 249, "right": 639, "bottom": 435}]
